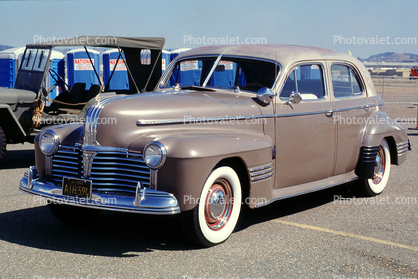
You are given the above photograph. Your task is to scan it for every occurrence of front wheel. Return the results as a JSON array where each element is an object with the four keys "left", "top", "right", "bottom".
[
  {"left": 182, "top": 166, "right": 242, "bottom": 247},
  {"left": 360, "top": 139, "right": 391, "bottom": 196}
]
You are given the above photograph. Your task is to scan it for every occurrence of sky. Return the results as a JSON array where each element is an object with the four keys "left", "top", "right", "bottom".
[{"left": 0, "top": 0, "right": 417, "bottom": 59}]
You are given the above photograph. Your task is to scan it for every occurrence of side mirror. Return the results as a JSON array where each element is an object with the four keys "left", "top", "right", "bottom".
[
  {"left": 289, "top": 92, "right": 302, "bottom": 104},
  {"left": 285, "top": 91, "right": 302, "bottom": 108},
  {"left": 257, "top": 87, "right": 274, "bottom": 105}
]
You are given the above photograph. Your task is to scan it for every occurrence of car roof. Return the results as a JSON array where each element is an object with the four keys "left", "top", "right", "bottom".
[{"left": 175, "top": 44, "right": 358, "bottom": 65}]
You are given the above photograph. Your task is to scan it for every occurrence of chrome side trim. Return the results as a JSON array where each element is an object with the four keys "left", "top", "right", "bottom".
[
  {"left": 332, "top": 104, "right": 378, "bottom": 113},
  {"left": 249, "top": 163, "right": 273, "bottom": 182},
  {"left": 397, "top": 140, "right": 410, "bottom": 155},
  {"left": 255, "top": 176, "right": 359, "bottom": 208},
  {"left": 136, "top": 103, "right": 384, "bottom": 126},
  {"left": 136, "top": 114, "right": 270, "bottom": 126},
  {"left": 276, "top": 110, "right": 330, "bottom": 118}
]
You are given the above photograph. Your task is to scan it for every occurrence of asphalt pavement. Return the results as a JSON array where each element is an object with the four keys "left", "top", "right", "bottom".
[{"left": 0, "top": 126, "right": 417, "bottom": 279}]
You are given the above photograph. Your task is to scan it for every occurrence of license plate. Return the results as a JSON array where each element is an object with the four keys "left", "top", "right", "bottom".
[{"left": 62, "top": 177, "right": 92, "bottom": 199}]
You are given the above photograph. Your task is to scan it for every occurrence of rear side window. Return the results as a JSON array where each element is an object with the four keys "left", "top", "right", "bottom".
[
  {"left": 280, "top": 64, "right": 326, "bottom": 101},
  {"left": 331, "top": 64, "right": 363, "bottom": 98}
]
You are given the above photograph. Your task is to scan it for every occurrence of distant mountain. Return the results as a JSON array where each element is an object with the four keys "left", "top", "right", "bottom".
[
  {"left": 360, "top": 52, "right": 418, "bottom": 62},
  {"left": 0, "top": 44, "right": 15, "bottom": 51}
]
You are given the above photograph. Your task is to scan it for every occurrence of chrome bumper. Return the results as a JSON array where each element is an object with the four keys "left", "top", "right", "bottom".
[{"left": 19, "top": 166, "right": 180, "bottom": 215}]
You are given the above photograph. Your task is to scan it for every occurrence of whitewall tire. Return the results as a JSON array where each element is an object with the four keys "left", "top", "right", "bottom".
[
  {"left": 362, "top": 139, "right": 391, "bottom": 196},
  {"left": 184, "top": 166, "right": 242, "bottom": 247}
]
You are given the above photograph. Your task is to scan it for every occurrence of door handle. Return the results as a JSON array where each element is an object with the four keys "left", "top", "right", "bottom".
[{"left": 325, "top": 110, "right": 334, "bottom": 118}]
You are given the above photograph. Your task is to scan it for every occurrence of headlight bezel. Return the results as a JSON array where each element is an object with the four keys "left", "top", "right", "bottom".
[
  {"left": 39, "top": 130, "right": 60, "bottom": 156},
  {"left": 143, "top": 141, "right": 167, "bottom": 169}
]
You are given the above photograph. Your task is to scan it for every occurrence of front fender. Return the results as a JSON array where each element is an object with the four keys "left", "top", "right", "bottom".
[
  {"left": 129, "top": 131, "right": 274, "bottom": 211},
  {"left": 129, "top": 130, "right": 273, "bottom": 159}
]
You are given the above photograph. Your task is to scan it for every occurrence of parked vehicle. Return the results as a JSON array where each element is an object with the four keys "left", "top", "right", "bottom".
[
  {"left": 0, "top": 36, "right": 165, "bottom": 161},
  {"left": 19, "top": 44, "right": 410, "bottom": 247},
  {"left": 410, "top": 67, "right": 418, "bottom": 79}
]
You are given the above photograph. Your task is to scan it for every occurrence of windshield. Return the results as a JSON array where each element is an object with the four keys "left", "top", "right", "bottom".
[
  {"left": 21, "top": 48, "right": 50, "bottom": 72},
  {"left": 161, "top": 56, "right": 279, "bottom": 92}
]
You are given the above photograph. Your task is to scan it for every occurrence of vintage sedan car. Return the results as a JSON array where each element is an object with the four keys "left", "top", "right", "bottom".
[{"left": 19, "top": 44, "right": 410, "bottom": 247}]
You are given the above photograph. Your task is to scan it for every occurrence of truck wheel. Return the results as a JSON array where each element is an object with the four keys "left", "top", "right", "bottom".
[
  {"left": 182, "top": 166, "right": 242, "bottom": 247},
  {"left": 48, "top": 203, "right": 101, "bottom": 224},
  {"left": 359, "top": 139, "right": 391, "bottom": 196},
  {"left": 0, "top": 126, "right": 6, "bottom": 162}
]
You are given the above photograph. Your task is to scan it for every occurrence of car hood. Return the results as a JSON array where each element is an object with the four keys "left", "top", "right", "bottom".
[
  {"left": 91, "top": 90, "right": 263, "bottom": 147},
  {"left": 0, "top": 87, "right": 37, "bottom": 104}
]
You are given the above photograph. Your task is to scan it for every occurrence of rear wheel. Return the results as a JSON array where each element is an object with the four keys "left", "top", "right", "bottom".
[
  {"left": 182, "top": 166, "right": 242, "bottom": 247},
  {"left": 360, "top": 139, "right": 391, "bottom": 196},
  {"left": 48, "top": 203, "right": 101, "bottom": 224},
  {"left": 0, "top": 126, "right": 6, "bottom": 162}
]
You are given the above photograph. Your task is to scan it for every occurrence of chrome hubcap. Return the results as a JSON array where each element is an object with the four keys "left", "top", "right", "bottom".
[
  {"left": 373, "top": 146, "right": 385, "bottom": 184},
  {"left": 209, "top": 189, "right": 226, "bottom": 219},
  {"left": 204, "top": 179, "right": 233, "bottom": 231}
]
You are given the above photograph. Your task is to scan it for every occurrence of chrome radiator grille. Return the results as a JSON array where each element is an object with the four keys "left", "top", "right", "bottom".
[
  {"left": 51, "top": 146, "right": 150, "bottom": 196},
  {"left": 52, "top": 147, "right": 81, "bottom": 183}
]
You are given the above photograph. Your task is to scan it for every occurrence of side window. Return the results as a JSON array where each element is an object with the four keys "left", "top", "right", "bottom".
[
  {"left": 279, "top": 64, "right": 325, "bottom": 101},
  {"left": 331, "top": 64, "right": 363, "bottom": 98}
]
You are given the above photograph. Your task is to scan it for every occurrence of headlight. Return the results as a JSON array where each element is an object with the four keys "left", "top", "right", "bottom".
[
  {"left": 39, "top": 131, "right": 59, "bottom": 156},
  {"left": 143, "top": 141, "right": 166, "bottom": 169}
]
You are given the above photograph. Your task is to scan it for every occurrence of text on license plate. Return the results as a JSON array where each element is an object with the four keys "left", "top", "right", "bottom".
[{"left": 62, "top": 177, "right": 92, "bottom": 199}]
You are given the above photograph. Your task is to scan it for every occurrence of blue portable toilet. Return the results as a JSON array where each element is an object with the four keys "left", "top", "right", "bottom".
[
  {"left": 161, "top": 50, "right": 171, "bottom": 74},
  {"left": 169, "top": 48, "right": 201, "bottom": 86},
  {"left": 170, "top": 59, "right": 202, "bottom": 86},
  {"left": 47, "top": 50, "right": 65, "bottom": 100},
  {"left": 0, "top": 47, "right": 25, "bottom": 88},
  {"left": 102, "top": 49, "right": 129, "bottom": 91},
  {"left": 209, "top": 60, "right": 237, "bottom": 87},
  {"left": 66, "top": 48, "right": 100, "bottom": 90},
  {"left": 170, "top": 48, "right": 191, "bottom": 61}
]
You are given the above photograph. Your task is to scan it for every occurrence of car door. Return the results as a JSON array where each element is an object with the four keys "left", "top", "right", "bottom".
[
  {"left": 274, "top": 62, "right": 335, "bottom": 189},
  {"left": 329, "top": 62, "right": 372, "bottom": 176}
]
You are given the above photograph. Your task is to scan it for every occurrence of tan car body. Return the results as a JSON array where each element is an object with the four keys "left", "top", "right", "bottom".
[{"left": 21, "top": 44, "right": 409, "bottom": 246}]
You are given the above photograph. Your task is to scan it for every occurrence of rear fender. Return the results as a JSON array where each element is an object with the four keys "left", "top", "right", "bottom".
[
  {"left": 362, "top": 112, "right": 408, "bottom": 147},
  {"left": 356, "top": 112, "right": 408, "bottom": 178}
]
